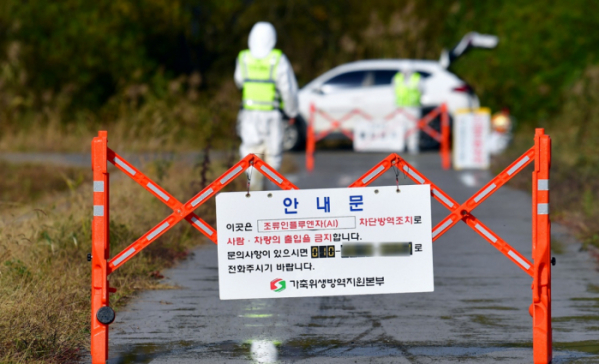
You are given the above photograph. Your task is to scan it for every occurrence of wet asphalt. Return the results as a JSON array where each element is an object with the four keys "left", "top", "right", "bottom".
[{"left": 75, "top": 150, "right": 599, "bottom": 363}]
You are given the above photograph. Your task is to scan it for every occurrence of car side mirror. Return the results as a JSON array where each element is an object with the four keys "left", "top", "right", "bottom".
[{"left": 312, "top": 86, "right": 324, "bottom": 95}]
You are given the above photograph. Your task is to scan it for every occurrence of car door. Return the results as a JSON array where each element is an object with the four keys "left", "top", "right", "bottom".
[
  {"left": 309, "top": 70, "right": 368, "bottom": 134},
  {"left": 310, "top": 69, "right": 406, "bottom": 134},
  {"left": 358, "top": 70, "right": 398, "bottom": 119}
]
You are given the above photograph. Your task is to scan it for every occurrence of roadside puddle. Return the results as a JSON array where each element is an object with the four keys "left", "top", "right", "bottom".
[{"left": 107, "top": 337, "right": 599, "bottom": 363}]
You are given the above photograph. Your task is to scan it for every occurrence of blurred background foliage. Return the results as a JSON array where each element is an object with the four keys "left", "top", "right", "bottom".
[
  {"left": 0, "top": 0, "right": 598, "bottom": 178},
  {"left": 1, "top": 0, "right": 598, "bottom": 133}
]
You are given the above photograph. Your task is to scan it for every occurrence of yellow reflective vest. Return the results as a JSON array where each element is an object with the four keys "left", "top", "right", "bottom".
[
  {"left": 394, "top": 72, "right": 421, "bottom": 107},
  {"left": 238, "top": 49, "right": 282, "bottom": 110}
]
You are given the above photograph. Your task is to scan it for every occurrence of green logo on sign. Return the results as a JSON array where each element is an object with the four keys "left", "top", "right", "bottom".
[{"left": 270, "top": 278, "right": 286, "bottom": 292}]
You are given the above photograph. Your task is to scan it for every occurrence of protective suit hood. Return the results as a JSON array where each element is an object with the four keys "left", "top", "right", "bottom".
[
  {"left": 248, "top": 22, "right": 277, "bottom": 59},
  {"left": 402, "top": 63, "right": 416, "bottom": 77}
]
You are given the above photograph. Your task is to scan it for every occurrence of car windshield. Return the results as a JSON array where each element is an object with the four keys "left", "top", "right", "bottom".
[
  {"left": 374, "top": 70, "right": 432, "bottom": 85},
  {"left": 373, "top": 70, "right": 398, "bottom": 85},
  {"left": 321, "top": 71, "right": 367, "bottom": 93},
  {"left": 320, "top": 69, "right": 431, "bottom": 93}
]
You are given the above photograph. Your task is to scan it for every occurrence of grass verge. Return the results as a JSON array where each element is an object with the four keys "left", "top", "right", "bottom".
[
  {"left": 492, "top": 124, "right": 599, "bottom": 253},
  {"left": 0, "top": 157, "right": 238, "bottom": 363},
  {"left": 0, "top": 160, "right": 90, "bottom": 208},
  {"left": 0, "top": 78, "right": 240, "bottom": 154}
]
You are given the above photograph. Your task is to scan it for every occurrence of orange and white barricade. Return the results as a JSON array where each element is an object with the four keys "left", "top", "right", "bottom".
[
  {"left": 90, "top": 131, "right": 298, "bottom": 363},
  {"left": 92, "top": 128, "right": 551, "bottom": 363},
  {"left": 348, "top": 128, "right": 552, "bottom": 364},
  {"left": 305, "top": 103, "right": 371, "bottom": 171},
  {"left": 306, "top": 103, "right": 450, "bottom": 172}
]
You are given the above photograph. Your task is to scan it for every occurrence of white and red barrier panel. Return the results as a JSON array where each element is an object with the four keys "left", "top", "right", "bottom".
[
  {"left": 453, "top": 108, "right": 491, "bottom": 170},
  {"left": 353, "top": 108, "right": 421, "bottom": 152},
  {"left": 307, "top": 104, "right": 450, "bottom": 171}
]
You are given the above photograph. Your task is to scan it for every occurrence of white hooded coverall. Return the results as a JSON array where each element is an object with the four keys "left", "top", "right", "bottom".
[{"left": 234, "top": 22, "right": 299, "bottom": 174}]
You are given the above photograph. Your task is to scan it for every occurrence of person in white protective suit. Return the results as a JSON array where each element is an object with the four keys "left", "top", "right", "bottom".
[
  {"left": 392, "top": 67, "right": 424, "bottom": 154},
  {"left": 234, "top": 22, "right": 299, "bottom": 190}
]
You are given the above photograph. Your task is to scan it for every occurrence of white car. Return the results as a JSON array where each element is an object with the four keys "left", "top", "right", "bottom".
[{"left": 282, "top": 33, "right": 498, "bottom": 150}]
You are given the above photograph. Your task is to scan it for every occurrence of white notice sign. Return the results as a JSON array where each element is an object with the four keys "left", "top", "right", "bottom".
[
  {"left": 353, "top": 119, "right": 404, "bottom": 152},
  {"left": 453, "top": 108, "right": 491, "bottom": 170},
  {"left": 216, "top": 185, "right": 434, "bottom": 300}
]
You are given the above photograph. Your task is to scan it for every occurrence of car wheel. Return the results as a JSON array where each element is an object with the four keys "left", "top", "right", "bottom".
[{"left": 283, "top": 117, "right": 306, "bottom": 151}]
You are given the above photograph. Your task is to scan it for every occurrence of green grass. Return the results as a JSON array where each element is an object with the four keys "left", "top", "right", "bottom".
[
  {"left": 551, "top": 237, "right": 566, "bottom": 255},
  {"left": 0, "top": 160, "right": 90, "bottom": 206},
  {"left": 588, "top": 284, "right": 599, "bottom": 294},
  {"left": 0, "top": 77, "right": 240, "bottom": 154},
  {"left": 552, "top": 316, "right": 599, "bottom": 323},
  {"left": 0, "top": 158, "right": 237, "bottom": 363},
  {"left": 469, "top": 315, "right": 505, "bottom": 327},
  {"left": 554, "top": 341, "right": 599, "bottom": 355}
]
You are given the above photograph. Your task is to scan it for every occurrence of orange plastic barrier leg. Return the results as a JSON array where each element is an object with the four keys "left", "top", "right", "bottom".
[
  {"left": 441, "top": 103, "right": 451, "bottom": 170},
  {"left": 532, "top": 129, "right": 552, "bottom": 364},
  {"left": 306, "top": 103, "right": 315, "bottom": 172},
  {"left": 91, "top": 132, "right": 110, "bottom": 363}
]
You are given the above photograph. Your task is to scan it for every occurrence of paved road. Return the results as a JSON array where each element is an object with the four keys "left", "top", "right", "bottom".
[{"left": 90, "top": 151, "right": 598, "bottom": 363}]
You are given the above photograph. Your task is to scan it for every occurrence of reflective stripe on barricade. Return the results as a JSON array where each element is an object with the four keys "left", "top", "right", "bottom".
[
  {"left": 90, "top": 131, "right": 298, "bottom": 363},
  {"left": 348, "top": 128, "right": 552, "bottom": 364},
  {"left": 306, "top": 103, "right": 450, "bottom": 172}
]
